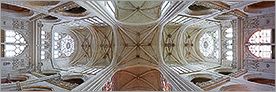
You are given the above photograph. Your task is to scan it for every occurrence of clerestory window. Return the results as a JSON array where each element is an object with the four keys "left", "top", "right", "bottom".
[
  {"left": 247, "top": 29, "right": 275, "bottom": 59},
  {"left": 1, "top": 29, "right": 27, "bottom": 57}
]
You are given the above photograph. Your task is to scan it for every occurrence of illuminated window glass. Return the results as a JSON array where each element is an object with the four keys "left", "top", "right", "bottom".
[
  {"left": 249, "top": 29, "right": 271, "bottom": 43},
  {"left": 1, "top": 30, "right": 27, "bottom": 57},
  {"left": 225, "top": 28, "right": 234, "bottom": 61},
  {"left": 248, "top": 29, "right": 274, "bottom": 58},
  {"left": 248, "top": 45, "right": 272, "bottom": 58},
  {"left": 199, "top": 33, "right": 215, "bottom": 57},
  {"left": 53, "top": 32, "right": 75, "bottom": 58},
  {"left": 41, "top": 30, "right": 47, "bottom": 60},
  {"left": 61, "top": 35, "right": 74, "bottom": 56}
]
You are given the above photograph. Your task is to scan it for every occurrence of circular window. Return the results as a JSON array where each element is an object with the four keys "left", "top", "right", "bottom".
[
  {"left": 53, "top": 32, "right": 75, "bottom": 58},
  {"left": 61, "top": 35, "right": 75, "bottom": 56},
  {"left": 199, "top": 33, "right": 214, "bottom": 57}
]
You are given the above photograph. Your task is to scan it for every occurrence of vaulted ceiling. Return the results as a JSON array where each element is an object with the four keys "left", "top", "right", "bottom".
[
  {"left": 1, "top": 1, "right": 275, "bottom": 91},
  {"left": 112, "top": 66, "right": 161, "bottom": 91},
  {"left": 116, "top": 1, "right": 162, "bottom": 24},
  {"left": 2, "top": 0, "right": 275, "bottom": 69}
]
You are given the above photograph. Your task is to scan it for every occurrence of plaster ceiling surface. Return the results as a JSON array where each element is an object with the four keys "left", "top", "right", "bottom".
[
  {"left": 115, "top": 1, "right": 162, "bottom": 24},
  {"left": 162, "top": 24, "right": 183, "bottom": 65},
  {"left": 56, "top": 17, "right": 114, "bottom": 67},
  {"left": 112, "top": 66, "right": 161, "bottom": 91},
  {"left": 116, "top": 23, "right": 160, "bottom": 67}
]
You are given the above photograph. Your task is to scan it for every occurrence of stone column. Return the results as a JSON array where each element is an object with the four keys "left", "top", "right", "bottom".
[
  {"left": 72, "top": 64, "right": 116, "bottom": 91},
  {"left": 159, "top": 63, "right": 202, "bottom": 91},
  {"left": 29, "top": 20, "right": 40, "bottom": 72},
  {"left": 237, "top": 18, "right": 244, "bottom": 69}
]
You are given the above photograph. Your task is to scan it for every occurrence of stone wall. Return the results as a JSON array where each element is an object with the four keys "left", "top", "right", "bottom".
[
  {"left": 1, "top": 16, "right": 32, "bottom": 76},
  {"left": 243, "top": 13, "right": 275, "bottom": 74}
]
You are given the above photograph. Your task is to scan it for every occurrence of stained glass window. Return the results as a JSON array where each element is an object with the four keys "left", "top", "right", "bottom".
[
  {"left": 249, "top": 29, "right": 271, "bottom": 43},
  {"left": 61, "top": 35, "right": 75, "bottom": 56},
  {"left": 224, "top": 28, "right": 234, "bottom": 61},
  {"left": 40, "top": 30, "right": 49, "bottom": 60},
  {"left": 199, "top": 33, "right": 215, "bottom": 57},
  {"left": 213, "top": 30, "right": 219, "bottom": 59},
  {"left": 1, "top": 30, "right": 27, "bottom": 57},
  {"left": 53, "top": 32, "right": 75, "bottom": 58},
  {"left": 248, "top": 45, "right": 272, "bottom": 58},
  {"left": 248, "top": 29, "right": 274, "bottom": 58}
]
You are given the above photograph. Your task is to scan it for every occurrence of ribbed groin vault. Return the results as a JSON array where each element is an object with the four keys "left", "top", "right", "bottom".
[{"left": 1, "top": 1, "right": 275, "bottom": 91}]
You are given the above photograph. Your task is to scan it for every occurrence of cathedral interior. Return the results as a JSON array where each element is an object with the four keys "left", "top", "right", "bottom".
[{"left": 0, "top": 1, "right": 275, "bottom": 91}]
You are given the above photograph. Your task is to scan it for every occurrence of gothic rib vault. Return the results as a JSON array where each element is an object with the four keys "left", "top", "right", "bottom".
[{"left": 1, "top": 1, "right": 275, "bottom": 91}]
